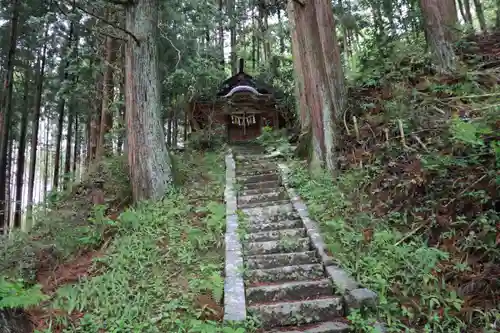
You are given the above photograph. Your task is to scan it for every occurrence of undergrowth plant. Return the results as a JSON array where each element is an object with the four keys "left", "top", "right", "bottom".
[
  {"left": 35, "top": 150, "right": 257, "bottom": 332},
  {"left": 0, "top": 278, "right": 47, "bottom": 310},
  {"left": 288, "top": 39, "right": 499, "bottom": 332}
]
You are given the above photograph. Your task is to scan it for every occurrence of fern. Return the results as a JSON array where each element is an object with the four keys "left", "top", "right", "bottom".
[{"left": 0, "top": 277, "right": 48, "bottom": 309}]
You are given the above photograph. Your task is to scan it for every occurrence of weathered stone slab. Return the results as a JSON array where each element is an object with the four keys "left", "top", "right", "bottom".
[
  {"left": 345, "top": 288, "right": 378, "bottom": 312},
  {"left": 240, "top": 186, "right": 286, "bottom": 196},
  {"left": 264, "top": 321, "right": 349, "bottom": 333},
  {"left": 223, "top": 150, "right": 246, "bottom": 322},
  {"left": 246, "top": 279, "right": 333, "bottom": 304},
  {"left": 238, "top": 191, "right": 288, "bottom": 205},
  {"left": 238, "top": 199, "right": 291, "bottom": 209},
  {"left": 242, "top": 180, "right": 281, "bottom": 190},
  {"left": 244, "top": 237, "right": 311, "bottom": 256},
  {"left": 245, "top": 228, "right": 306, "bottom": 242},
  {"left": 325, "top": 266, "right": 359, "bottom": 294},
  {"left": 246, "top": 264, "right": 325, "bottom": 284},
  {"left": 247, "top": 219, "right": 303, "bottom": 232},
  {"left": 248, "top": 297, "right": 344, "bottom": 328},
  {"left": 246, "top": 251, "right": 319, "bottom": 269}
]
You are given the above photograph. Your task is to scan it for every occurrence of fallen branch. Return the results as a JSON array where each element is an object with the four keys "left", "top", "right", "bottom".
[
  {"left": 395, "top": 223, "right": 427, "bottom": 246},
  {"left": 411, "top": 134, "right": 430, "bottom": 152},
  {"left": 444, "top": 174, "right": 488, "bottom": 208},
  {"left": 352, "top": 116, "right": 360, "bottom": 141}
]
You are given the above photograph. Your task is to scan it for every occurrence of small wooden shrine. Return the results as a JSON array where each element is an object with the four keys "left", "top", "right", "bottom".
[{"left": 188, "top": 59, "right": 286, "bottom": 142}]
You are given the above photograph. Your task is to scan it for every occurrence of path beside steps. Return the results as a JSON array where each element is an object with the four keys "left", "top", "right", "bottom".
[{"left": 228, "top": 145, "right": 351, "bottom": 332}]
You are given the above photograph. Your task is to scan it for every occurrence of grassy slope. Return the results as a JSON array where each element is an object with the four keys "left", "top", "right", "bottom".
[
  {"left": 286, "top": 35, "right": 499, "bottom": 333},
  {"left": 2, "top": 150, "right": 254, "bottom": 333}
]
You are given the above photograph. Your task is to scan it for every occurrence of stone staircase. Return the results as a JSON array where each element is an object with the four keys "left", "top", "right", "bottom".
[{"left": 231, "top": 144, "right": 350, "bottom": 332}]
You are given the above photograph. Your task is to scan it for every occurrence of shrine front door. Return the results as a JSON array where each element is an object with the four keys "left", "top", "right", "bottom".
[{"left": 227, "top": 112, "right": 261, "bottom": 142}]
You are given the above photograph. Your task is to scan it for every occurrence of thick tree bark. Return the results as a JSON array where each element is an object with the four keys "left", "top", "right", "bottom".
[
  {"left": 0, "top": 0, "right": 20, "bottom": 233},
  {"left": 125, "top": 0, "right": 173, "bottom": 201},
  {"left": 420, "top": 0, "right": 457, "bottom": 73},
  {"left": 14, "top": 67, "right": 31, "bottom": 229},
  {"left": 287, "top": 0, "right": 345, "bottom": 172}
]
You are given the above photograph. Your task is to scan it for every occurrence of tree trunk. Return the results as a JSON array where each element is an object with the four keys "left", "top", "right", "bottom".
[
  {"left": 0, "top": 0, "right": 20, "bottom": 233},
  {"left": 97, "top": 34, "right": 116, "bottom": 159},
  {"left": 228, "top": 0, "right": 237, "bottom": 74},
  {"left": 456, "top": 0, "right": 467, "bottom": 23},
  {"left": 53, "top": 22, "right": 74, "bottom": 191},
  {"left": 73, "top": 115, "right": 79, "bottom": 180},
  {"left": 14, "top": 67, "right": 30, "bottom": 229},
  {"left": 218, "top": 0, "right": 224, "bottom": 63},
  {"left": 314, "top": 0, "right": 345, "bottom": 171},
  {"left": 117, "top": 68, "right": 126, "bottom": 155},
  {"left": 463, "top": 0, "right": 474, "bottom": 30},
  {"left": 27, "top": 35, "right": 48, "bottom": 221},
  {"left": 472, "top": 0, "right": 486, "bottom": 33},
  {"left": 5, "top": 135, "right": 13, "bottom": 229},
  {"left": 43, "top": 119, "right": 50, "bottom": 202},
  {"left": 89, "top": 60, "right": 103, "bottom": 164},
  {"left": 287, "top": 0, "right": 345, "bottom": 172},
  {"left": 497, "top": 0, "right": 500, "bottom": 29},
  {"left": 420, "top": 0, "right": 457, "bottom": 73},
  {"left": 125, "top": 0, "right": 173, "bottom": 201}
]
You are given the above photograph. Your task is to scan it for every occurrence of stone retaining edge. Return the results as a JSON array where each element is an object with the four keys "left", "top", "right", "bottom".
[
  {"left": 277, "top": 163, "right": 386, "bottom": 332},
  {"left": 223, "top": 149, "right": 247, "bottom": 322}
]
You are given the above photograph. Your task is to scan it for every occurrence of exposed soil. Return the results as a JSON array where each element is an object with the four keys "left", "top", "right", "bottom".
[{"left": 338, "top": 31, "right": 500, "bottom": 329}]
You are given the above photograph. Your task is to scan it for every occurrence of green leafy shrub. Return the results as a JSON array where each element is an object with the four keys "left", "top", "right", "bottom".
[{"left": 0, "top": 277, "right": 47, "bottom": 310}]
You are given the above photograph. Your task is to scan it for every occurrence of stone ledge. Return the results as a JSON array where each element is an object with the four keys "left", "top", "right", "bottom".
[
  {"left": 224, "top": 150, "right": 247, "bottom": 322},
  {"left": 277, "top": 163, "right": 380, "bottom": 322},
  {"left": 344, "top": 287, "right": 378, "bottom": 312}
]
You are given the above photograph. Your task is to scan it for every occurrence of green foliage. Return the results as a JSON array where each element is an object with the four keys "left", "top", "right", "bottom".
[
  {"left": 290, "top": 163, "right": 498, "bottom": 332},
  {"left": 256, "top": 126, "right": 293, "bottom": 158},
  {"left": 0, "top": 277, "right": 47, "bottom": 310},
  {"left": 0, "top": 157, "right": 131, "bottom": 284},
  {"left": 30, "top": 151, "right": 255, "bottom": 332}
]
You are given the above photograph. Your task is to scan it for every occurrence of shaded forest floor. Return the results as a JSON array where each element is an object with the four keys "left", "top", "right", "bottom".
[
  {"left": 0, "top": 151, "right": 254, "bottom": 332},
  {"left": 280, "top": 32, "right": 499, "bottom": 332}
]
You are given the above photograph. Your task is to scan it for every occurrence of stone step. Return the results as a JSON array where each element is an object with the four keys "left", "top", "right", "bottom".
[
  {"left": 265, "top": 321, "right": 350, "bottom": 333},
  {"left": 246, "top": 251, "right": 319, "bottom": 269},
  {"left": 242, "top": 180, "right": 281, "bottom": 190},
  {"left": 247, "top": 219, "right": 303, "bottom": 233},
  {"left": 245, "top": 228, "right": 307, "bottom": 242},
  {"left": 240, "top": 203, "right": 294, "bottom": 217},
  {"left": 248, "top": 297, "right": 344, "bottom": 328},
  {"left": 238, "top": 172, "right": 280, "bottom": 184},
  {"left": 238, "top": 199, "right": 292, "bottom": 210},
  {"left": 240, "top": 187, "right": 285, "bottom": 196},
  {"left": 236, "top": 167, "right": 278, "bottom": 176},
  {"left": 246, "top": 279, "right": 334, "bottom": 305},
  {"left": 236, "top": 161, "right": 275, "bottom": 168},
  {"left": 244, "top": 238, "right": 310, "bottom": 256},
  {"left": 235, "top": 154, "right": 271, "bottom": 161},
  {"left": 246, "top": 264, "right": 325, "bottom": 285},
  {"left": 237, "top": 191, "right": 289, "bottom": 206}
]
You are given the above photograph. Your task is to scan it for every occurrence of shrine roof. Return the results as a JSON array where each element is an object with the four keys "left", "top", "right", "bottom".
[{"left": 216, "top": 59, "right": 282, "bottom": 98}]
